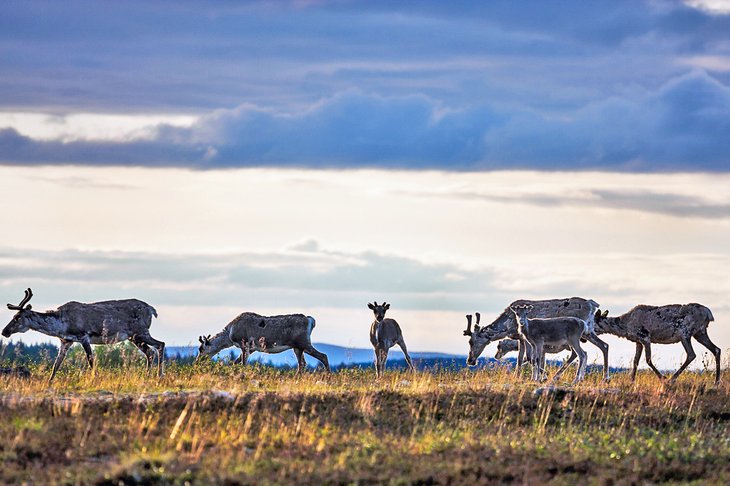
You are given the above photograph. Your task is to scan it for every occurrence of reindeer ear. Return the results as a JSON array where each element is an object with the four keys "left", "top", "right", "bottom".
[
  {"left": 384, "top": 303, "right": 390, "bottom": 310},
  {"left": 25, "top": 305, "right": 31, "bottom": 310},
  {"left": 602, "top": 310, "right": 609, "bottom": 317},
  {"left": 368, "top": 303, "right": 375, "bottom": 310}
]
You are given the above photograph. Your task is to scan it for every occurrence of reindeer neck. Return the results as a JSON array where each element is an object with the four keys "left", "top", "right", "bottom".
[
  {"left": 487, "top": 310, "right": 519, "bottom": 339},
  {"left": 516, "top": 315, "right": 530, "bottom": 333},
  {"left": 598, "top": 317, "right": 626, "bottom": 337},
  {"left": 27, "top": 311, "right": 66, "bottom": 339}
]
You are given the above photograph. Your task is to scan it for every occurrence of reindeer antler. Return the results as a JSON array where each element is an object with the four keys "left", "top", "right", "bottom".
[
  {"left": 475, "top": 312, "right": 480, "bottom": 330},
  {"left": 7, "top": 288, "right": 33, "bottom": 311},
  {"left": 463, "top": 314, "right": 473, "bottom": 336}
]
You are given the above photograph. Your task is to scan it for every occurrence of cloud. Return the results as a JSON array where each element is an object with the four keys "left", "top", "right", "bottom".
[
  {"left": 462, "top": 189, "right": 730, "bottom": 219},
  {"left": 1, "top": 71, "right": 729, "bottom": 171},
  {"left": 0, "top": 245, "right": 503, "bottom": 311},
  {"left": 684, "top": 0, "right": 730, "bottom": 15}
]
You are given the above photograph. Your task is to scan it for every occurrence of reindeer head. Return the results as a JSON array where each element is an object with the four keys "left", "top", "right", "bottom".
[
  {"left": 494, "top": 339, "right": 519, "bottom": 360},
  {"left": 2, "top": 288, "right": 34, "bottom": 338},
  {"left": 367, "top": 301, "right": 390, "bottom": 322},
  {"left": 196, "top": 334, "right": 214, "bottom": 360},
  {"left": 464, "top": 312, "right": 491, "bottom": 366},
  {"left": 593, "top": 309, "right": 609, "bottom": 331},
  {"left": 509, "top": 304, "right": 533, "bottom": 322}
]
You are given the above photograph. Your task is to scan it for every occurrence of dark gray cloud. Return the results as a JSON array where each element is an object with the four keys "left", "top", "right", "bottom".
[
  {"left": 425, "top": 185, "right": 730, "bottom": 220},
  {"left": 1, "top": 71, "right": 729, "bottom": 171},
  {"left": 1, "top": 0, "right": 729, "bottom": 114}
]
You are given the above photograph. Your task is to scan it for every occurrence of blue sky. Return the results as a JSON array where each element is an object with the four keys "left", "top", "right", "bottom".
[{"left": 1, "top": 1, "right": 729, "bottom": 368}]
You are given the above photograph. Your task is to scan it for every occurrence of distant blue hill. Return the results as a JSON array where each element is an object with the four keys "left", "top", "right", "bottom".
[
  {"left": 166, "top": 342, "right": 465, "bottom": 368},
  {"left": 166, "top": 343, "right": 628, "bottom": 374}
]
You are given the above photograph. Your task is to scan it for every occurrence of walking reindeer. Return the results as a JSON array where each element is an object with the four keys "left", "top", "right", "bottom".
[
  {"left": 595, "top": 303, "right": 720, "bottom": 384},
  {"left": 197, "top": 312, "right": 329, "bottom": 373},
  {"left": 2, "top": 288, "right": 164, "bottom": 382},
  {"left": 368, "top": 301, "right": 414, "bottom": 377}
]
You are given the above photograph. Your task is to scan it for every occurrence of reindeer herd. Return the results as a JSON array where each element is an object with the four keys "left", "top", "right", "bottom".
[{"left": 1, "top": 289, "right": 723, "bottom": 385}]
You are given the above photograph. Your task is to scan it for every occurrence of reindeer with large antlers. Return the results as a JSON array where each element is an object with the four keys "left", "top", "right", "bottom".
[
  {"left": 2, "top": 288, "right": 164, "bottom": 382},
  {"left": 367, "top": 301, "right": 415, "bottom": 378}
]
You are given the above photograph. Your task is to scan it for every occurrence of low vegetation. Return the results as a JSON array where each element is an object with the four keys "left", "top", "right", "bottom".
[{"left": 0, "top": 348, "right": 729, "bottom": 484}]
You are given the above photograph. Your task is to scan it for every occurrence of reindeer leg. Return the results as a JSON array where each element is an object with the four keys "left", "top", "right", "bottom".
[
  {"left": 630, "top": 342, "right": 643, "bottom": 381},
  {"left": 670, "top": 337, "right": 696, "bottom": 382},
  {"left": 516, "top": 339, "right": 527, "bottom": 375},
  {"left": 80, "top": 337, "right": 94, "bottom": 371},
  {"left": 137, "top": 334, "right": 165, "bottom": 378},
  {"left": 131, "top": 337, "right": 155, "bottom": 372},
  {"left": 293, "top": 348, "right": 306, "bottom": 375},
  {"left": 239, "top": 345, "right": 250, "bottom": 366},
  {"left": 642, "top": 341, "right": 664, "bottom": 380},
  {"left": 397, "top": 338, "right": 415, "bottom": 373},
  {"left": 540, "top": 352, "right": 547, "bottom": 381},
  {"left": 552, "top": 349, "right": 577, "bottom": 381},
  {"left": 535, "top": 347, "right": 544, "bottom": 381},
  {"left": 573, "top": 343, "right": 587, "bottom": 384},
  {"left": 303, "top": 344, "right": 330, "bottom": 372},
  {"left": 49, "top": 340, "right": 73, "bottom": 383},
  {"left": 585, "top": 332, "right": 610, "bottom": 382},
  {"left": 693, "top": 330, "right": 721, "bottom": 384}
]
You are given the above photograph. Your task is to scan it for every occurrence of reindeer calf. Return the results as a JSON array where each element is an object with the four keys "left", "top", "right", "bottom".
[
  {"left": 510, "top": 304, "right": 587, "bottom": 383},
  {"left": 368, "top": 301, "right": 414, "bottom": 378}
]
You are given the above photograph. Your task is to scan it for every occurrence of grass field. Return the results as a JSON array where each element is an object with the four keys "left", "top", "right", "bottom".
[{"left": 1, "top": 359, "right": 729, "bottom": 485}]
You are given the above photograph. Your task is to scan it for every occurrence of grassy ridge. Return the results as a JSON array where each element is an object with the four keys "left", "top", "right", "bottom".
[{"left": 1, "top": 363, "right": 729, "bottom": 485}]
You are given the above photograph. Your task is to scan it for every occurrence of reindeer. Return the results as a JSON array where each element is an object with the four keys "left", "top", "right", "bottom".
[
  {"left": 197, "top": 312, "right": 329, "bottom": 373},
  {"left": 2, "top": 288, "right": 164, "bottom": 382},
  {"left": 594, "top": 303, "right": 720, "bottom": 384},
  {"left": 367, "top": 301, "right": 414, "bottom": 378},
  {"left": 463, "top": 297, "right": 609, "bottom": 381},
  {"left": 510, "top": 304, "right": 588, "bottom": 383}
]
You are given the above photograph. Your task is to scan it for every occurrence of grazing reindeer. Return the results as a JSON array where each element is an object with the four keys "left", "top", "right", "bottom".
[
  {"left": 2, "top": 288, "right": 164, "bottom": 382},
  {"left": 367, "top": 301, "right": 414, "bottom": 378},
  {"left": 197, "top": 312, "right": 329, "bottom": 373},
  {"left": 510, "top": 304, "right": 588, "bottom": 383},
  {"left": 463, "top": 297, "right": 609, "bottom": 380},
  {"left": 494, "top": 338, "right": 573, "bottom": 362},
  {"left": 594, "top": 304, "right": 720, "bottom": 384}
]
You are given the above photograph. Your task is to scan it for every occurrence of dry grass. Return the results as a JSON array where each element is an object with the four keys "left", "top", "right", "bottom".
[{"left": 1, "top": 361, "right": 729, "bottom": 485}]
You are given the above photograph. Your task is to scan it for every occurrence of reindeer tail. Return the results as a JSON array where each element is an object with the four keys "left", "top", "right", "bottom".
[{"left": 703, "top": 305, "right": 714, "bottom": 322}]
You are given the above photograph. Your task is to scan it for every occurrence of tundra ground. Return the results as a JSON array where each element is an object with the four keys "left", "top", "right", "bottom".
[{"left": 0, "top": 360, "right": 728, "bottom": 485}]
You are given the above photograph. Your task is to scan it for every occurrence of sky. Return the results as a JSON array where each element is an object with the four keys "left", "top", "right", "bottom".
[{"left": 1, "top": 0, "right": 729, "bottom": 371}]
